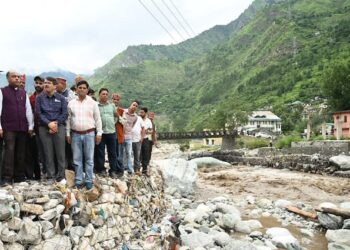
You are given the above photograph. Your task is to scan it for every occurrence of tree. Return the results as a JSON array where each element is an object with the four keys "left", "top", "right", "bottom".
[
  {"left": 208, "top": 100, "right": 249, "bottom": 131},
  {"left": 322, "top": 60, "right": 350, "bottom": 111}
]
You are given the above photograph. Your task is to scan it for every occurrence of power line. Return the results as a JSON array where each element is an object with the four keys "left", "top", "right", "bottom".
[
  {"left": 137, "top": 0, "right": 178, "bottom": 43},
  {"left": 161, "top": 0, "right": 192, "bottom": 38},
  {"left": 150, "top": 0, "right": 187, "bottom": 41},
  {"left": 168, "top": 0, "right": 196, "bottom": 36}
]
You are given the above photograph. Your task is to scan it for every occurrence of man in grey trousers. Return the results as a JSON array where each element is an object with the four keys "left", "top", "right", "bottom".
[{"left": 36, "top": 77, "right": 68, "bottom": 184}]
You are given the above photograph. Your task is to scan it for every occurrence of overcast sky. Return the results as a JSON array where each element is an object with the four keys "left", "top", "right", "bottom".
[{"left": 0, "top": 0, "right": 253, "bottom": 75}]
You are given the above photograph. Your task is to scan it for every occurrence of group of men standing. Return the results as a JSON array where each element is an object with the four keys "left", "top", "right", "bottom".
[{"left": 0, "top": 70, "right": 157, "bottom": 189}]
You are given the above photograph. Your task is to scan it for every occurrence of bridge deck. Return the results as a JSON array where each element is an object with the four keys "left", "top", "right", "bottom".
[{"left": 157, "top": 130, "right": 237, "bottom": 140}]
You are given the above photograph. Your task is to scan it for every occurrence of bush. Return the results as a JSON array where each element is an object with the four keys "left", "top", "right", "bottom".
[
  {"left": 246, "top": 138, "right": 269, "bottom": 149},
  {"left": 179, "top": 141, "right": 190, "bottom": 152},
  {"left": 275, "top": 134, "right": 302, "bottom": 149}
]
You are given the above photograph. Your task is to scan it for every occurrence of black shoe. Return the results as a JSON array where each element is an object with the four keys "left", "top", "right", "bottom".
[
  {"left": 13, "top": 177, "right": 26, "bottom": 183},
  {"left": 75, "top": 183, "right": 84, "bottom": 189},
  {"left": 109, "top": 172, "right": 119, "bottom": 179},
  {"left": 0, "top": 179, "right": 12, "bottom": 187}
]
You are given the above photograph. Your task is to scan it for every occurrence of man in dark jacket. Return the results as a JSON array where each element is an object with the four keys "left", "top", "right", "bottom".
[{"left": 0, "top": 70, "right": 34, "bottom": 185}]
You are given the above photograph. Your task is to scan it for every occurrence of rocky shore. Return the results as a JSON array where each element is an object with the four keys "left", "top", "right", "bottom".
[{"left": 0, "top": 143, "right": 349, "bottom": 249}]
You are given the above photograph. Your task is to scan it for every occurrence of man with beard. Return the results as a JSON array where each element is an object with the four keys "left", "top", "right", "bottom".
[{"left": 27, "top": 76, "right": 46, "bottom": 179}]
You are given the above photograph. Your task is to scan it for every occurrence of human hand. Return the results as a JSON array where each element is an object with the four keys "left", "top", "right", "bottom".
[{"left": 96, "top": 135, "right": 102, "bottom": 145}]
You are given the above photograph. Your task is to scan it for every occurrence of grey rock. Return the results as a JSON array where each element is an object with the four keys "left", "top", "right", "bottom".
[
  {"left": 190, "top": 157, "right": 231, "bottom": 168},
  {"left": 266, "top": 227, "right": 302, "bottom": 250},
  {"left": 212, "top": 231, "right": 231, "bottom": 247},
  {"left": 215, "top": 203, "right": 241, "bottom": 216},
  {"left": 100, "top": 239, "right": 116, "bottom": 249},
  {"left": 39, "top": 208, "right": 57, "bottom": 221},
  {"left": 69, "top": 226, "right": 85, "bottom": 245},
  {"left": 48, "top": 191, "right": 64, "bottom": 199},
  {"left": 340, "top": 202, "right": 350, "bottom": 210},
  {"left": 43, "top": 199, "right": 60, "bottom": 210},
  {"left": 342, "top": 219, "right": 350, "bottom": 230},
  {"left": 330, "top": 155, "right": 350, "bottom": 170},
  {"left": 318, "top": 213, "right": 343, "bottom": 229},
  {"left": 300, "top": 228, "right": 314, "bottom": 238},
  {"left": 42, "top": 229, "right": 56, "bottom": 240},
  {"left": 1, "top": 227, "right": 17, "bottom": 243},
  {"left": 249, "top": 231, "right": 263, "bottom": 238},
  {"left": 7, "top": 218, "right": 22, "bottom": 231},
  {"left": 274, "top": 199, "right": 292, "bottom": 208},
  {"left": 4, "top": 242, "right": 24, "bottom": 250},
  {"left": 235, "top": 221, "right": 252, "bottom": 234},
  {"left": 326, "top": 229, "right": 350, "bottom": 246},
  {"left": 0, "top": 205, "right": 12, "bottom": 221},
  {"left": 222, "top": 213, "right": 241, "bottom": 230},
  {"left": 42, "top": 235, "right": 71, "bottom": 249},
  {"left": 328, "top": 243, "right": 350, "bottom": 250},
  {"left": 39, "top": 221, "right": 54, "bottom": 233},
  {"left": 155, "top": 158, "right": 197, "bottom": 196},
  {"left": 223, "top": 240, "right": 258, "bottom": 250},
  {"left": 181, "top": 232, "right": 214, "bottom": 248},
  {"left": 17, "top": 219, "right": 42, "bottom": 244},
  {"left": 256, "top": 198, "right": 273, "bottom": 208}
]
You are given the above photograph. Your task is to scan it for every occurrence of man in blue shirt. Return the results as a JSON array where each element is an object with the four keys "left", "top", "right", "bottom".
[{"left": 36, "top": 77, "right": 68, "bottom": 184}]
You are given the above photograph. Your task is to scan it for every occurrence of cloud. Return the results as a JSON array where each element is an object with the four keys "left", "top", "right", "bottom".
[{"left": 0, "top": 0, "right": 253, "bottom": 74}]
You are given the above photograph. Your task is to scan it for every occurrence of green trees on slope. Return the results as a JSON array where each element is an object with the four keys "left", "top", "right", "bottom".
[{"left": 322, "top": 60, "right": 350, "bottom": 111}]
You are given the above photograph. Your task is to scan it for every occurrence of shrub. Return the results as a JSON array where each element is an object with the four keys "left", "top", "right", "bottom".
[
  {"left": 275, "top": 134, "right": 302, "bottom": 149},
  {"left": 245, "top": 138, "right": 269, "bottom": 149}
]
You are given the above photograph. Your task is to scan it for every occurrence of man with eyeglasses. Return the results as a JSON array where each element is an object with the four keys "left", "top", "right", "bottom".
[{"left": 0, "top": 70, "right": 34, "bottom": 186}]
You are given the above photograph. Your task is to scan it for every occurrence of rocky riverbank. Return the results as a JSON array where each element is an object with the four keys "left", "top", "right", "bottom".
[
  {"left": 0, "top": 143, "right": 349, "bottom": 249},
  {"left": 153, "top": 143, "right": 350, "bottom": 250}
]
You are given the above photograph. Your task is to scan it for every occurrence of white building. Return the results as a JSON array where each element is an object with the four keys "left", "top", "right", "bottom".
[{"left": 244, "top": 111, "right": 282, "bottom": 134}]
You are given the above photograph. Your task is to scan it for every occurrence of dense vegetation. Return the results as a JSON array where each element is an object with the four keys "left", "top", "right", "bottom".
[{"left": 90, "top": 0, "right": 350, "bottom": 132}]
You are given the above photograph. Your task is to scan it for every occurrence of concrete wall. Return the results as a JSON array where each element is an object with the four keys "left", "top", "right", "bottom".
[{"left": 290, "top": 140, "right": 350, "bottom": 156}]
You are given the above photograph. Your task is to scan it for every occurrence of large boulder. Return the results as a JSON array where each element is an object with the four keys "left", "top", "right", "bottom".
[
  {"left": 155, "top": 158, "right": 197, "bottom": 196},
  {"left": 266, "top": 227, "right": 302, "bottom": 250},
  {"left": 181, "top": 232, "right": 214, "bottom": 248},
  {"left": 330, "top": 155, "right": 350, "bottom": 170},
  {"left": 326, "top": 229, "right": 350, "bottom": 246},
  {"left": 190, "top": 157, "right": 231, "bottom": 168},
  {"left": 318, "top": 213, "right": 343, "bottom": 230}
]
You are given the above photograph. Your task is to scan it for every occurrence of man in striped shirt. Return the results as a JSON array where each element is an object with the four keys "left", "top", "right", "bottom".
[{"left": 66, "top": 80, "right": 102, "bottom": 190}]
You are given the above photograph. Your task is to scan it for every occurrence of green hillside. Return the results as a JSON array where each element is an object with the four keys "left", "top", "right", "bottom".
[{"left": 90, "top": 0, "right": 350, "bottom": 132}]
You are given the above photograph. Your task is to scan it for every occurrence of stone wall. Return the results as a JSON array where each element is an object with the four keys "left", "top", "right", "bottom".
[
  {"left": 256, "top": 141, "right": 350, "bottom": 157},
  {"left": 0, "top": 170, "right": 167, "bottom": 249}
]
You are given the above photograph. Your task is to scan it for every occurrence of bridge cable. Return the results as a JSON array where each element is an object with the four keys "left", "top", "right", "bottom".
[
  {"left": 161, "top": 0, "right": 192, "bottom": 38},
  {"left": 137, "top": 0, "right": 178, "bottom": 43},
  {"left": 150, "top": 0, "right": 187, "bottom": 41},
  {"left": 168, "top": 0, "right": 196, "bottom": 36}
]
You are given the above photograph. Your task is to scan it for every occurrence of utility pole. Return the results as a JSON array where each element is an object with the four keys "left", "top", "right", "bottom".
[{"left": 303, "top": 104, "right": 314, "bottom": 140}]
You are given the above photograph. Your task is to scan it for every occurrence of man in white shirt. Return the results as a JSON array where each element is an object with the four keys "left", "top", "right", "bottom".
[
  {"left": 123, "top": 100, "right": 144, "bottom": 175},
  {"left": 66, "top": 80, "right": 102, "bottom": 189},
  {"left": 139, "top": 107, "right": 156, "bottom": 176}
]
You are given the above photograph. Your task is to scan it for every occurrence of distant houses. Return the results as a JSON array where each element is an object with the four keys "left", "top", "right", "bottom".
[
  {"left": 333, "top": 110, "right": 350, "bottom": 139},
  {"left": 243, "top": 111, "right": 282, "bottom": 134}
]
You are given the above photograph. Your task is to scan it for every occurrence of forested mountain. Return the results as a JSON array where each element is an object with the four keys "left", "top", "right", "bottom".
[{"left": 90, "top": 0, "right": 350, "bottom": 132}]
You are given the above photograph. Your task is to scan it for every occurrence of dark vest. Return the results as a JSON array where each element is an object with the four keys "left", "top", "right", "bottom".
[{"left": 1, "top": 86, "right": 28, "bottom": 132}]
